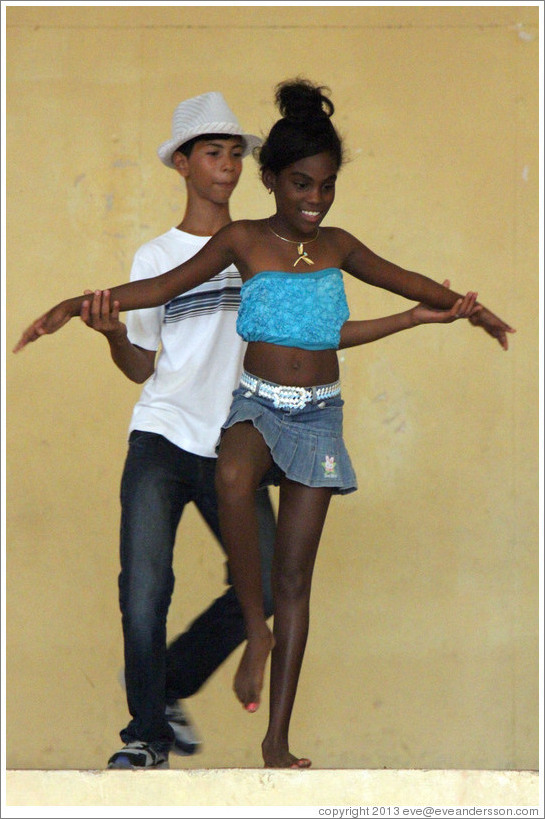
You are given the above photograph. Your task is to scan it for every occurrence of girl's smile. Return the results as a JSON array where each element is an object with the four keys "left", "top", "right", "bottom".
[{"left": 266, "top": 151, "right": 338, "bottom": 238}]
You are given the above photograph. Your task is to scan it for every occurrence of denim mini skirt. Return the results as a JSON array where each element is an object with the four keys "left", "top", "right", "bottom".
[{"left": 220, "top": 372, "right": 358, "bottom": 495}]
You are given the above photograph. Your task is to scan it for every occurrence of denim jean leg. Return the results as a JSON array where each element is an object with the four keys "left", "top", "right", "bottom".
[{"left": 118, "top": 431, "right": 188, "bottom": 748}]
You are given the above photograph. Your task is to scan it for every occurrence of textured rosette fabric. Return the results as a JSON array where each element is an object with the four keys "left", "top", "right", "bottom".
[{"left": 237, "top": 268, "right": 350, "bottom": 350}]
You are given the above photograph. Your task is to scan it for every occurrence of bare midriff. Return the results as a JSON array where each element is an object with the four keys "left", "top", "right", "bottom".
[{"left": 243, "top": 341, "right": 340, "bottom": 388}]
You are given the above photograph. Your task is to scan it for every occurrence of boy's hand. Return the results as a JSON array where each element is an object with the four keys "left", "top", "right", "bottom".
[
  {"left": 80, "top": 289, "right": 127, "bottom": 341},
  {"left": 13, "top": 301, "right": 74, "bottom": 353}
]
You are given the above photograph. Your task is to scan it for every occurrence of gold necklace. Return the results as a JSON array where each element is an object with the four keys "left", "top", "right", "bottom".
[{"left": 267, "top": 219, "right": 320, "bottom": 267}]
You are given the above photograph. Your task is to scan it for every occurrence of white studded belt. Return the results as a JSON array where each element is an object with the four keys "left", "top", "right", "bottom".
[{"left": 239, "top": 371, "right": 341, "bottom": 410}]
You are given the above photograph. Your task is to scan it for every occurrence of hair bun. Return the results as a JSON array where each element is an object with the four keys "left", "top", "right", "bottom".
[
  {"left": 275, "top": 78, "right": 334, "bottom": 123},
  {"left": 258, "top": 77, "right": 344, "bottom": 174}
]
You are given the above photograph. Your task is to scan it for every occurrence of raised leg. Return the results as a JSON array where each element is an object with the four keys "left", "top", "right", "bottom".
[
  {"left": 215, "top": 422, "right": 276, "bottom": 710},
  {"left": 165, "top": 485, "right": 276, "bottom": 700}
]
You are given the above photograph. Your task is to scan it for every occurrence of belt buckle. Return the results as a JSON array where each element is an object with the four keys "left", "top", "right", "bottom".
[
  {"left": 272, "top": 387, "right": 289, "bottom": 409},
  {"left": 298, "top": 387, "right": 310, "bottom": 409},
  {"left": 274, "top": 386, "right": 308, "bottom": 410}
]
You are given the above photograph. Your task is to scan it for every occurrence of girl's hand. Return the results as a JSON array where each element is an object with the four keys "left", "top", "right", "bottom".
[
  {"left": 468, "top": 305, "right": 516, "bottom": 351},
  {"left": 411, "top": 280, "right": 482, "bottom": 326},
  {"left": 80, "top": 289, "right": 127, "bottom": 341},
  {"left": 13, "top": 300, "right": 75, "bottom": 353}
]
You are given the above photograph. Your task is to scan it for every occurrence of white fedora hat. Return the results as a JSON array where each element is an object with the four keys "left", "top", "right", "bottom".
[{"left": 157, "top": 91, "right": 262, "bottom": 168}]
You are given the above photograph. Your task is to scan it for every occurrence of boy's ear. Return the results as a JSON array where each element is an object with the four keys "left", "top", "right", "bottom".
[{"left": 172, "top": 150, "right": 190, "bottom": 177}]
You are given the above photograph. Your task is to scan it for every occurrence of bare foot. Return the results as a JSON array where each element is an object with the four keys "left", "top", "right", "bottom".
[
  {"left": 233, "top": 631, "right": 275, "bottom": 710},
  {"left": 262, "top": 740, "right": 312, "bottom": 769}
]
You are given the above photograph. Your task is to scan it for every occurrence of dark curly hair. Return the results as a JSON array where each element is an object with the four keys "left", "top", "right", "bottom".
[{"left": 258, "top": 78, "right": 344, "bottom": 175}]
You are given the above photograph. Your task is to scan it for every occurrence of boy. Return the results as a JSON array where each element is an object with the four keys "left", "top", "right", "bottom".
[{"left": 80, "top": 92, "right": 277, "bottom": 770}]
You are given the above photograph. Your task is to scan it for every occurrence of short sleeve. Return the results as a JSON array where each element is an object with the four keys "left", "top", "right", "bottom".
[{"left": 125, "top": 250, "right": 164, "bottom": 351}]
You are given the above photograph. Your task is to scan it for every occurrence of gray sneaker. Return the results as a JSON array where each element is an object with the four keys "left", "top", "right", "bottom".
[
  {"left": 107, "top": 741, "right": 169, "bottom": 769},
  {"left": 165, "top": 699, "right": 201, "bottom": 756},
  {"left": 117, "top": 669, "right": 201, "bottom": 756}
]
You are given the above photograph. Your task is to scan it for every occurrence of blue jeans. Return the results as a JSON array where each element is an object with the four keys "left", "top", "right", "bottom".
[{"left": 118, "top": 430, "right": 276, "bottom": 749}]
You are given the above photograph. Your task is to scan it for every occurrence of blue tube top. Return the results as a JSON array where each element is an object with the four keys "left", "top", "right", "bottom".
[{"left": 237, "top": 268, "right": 350, "bottom": 350}]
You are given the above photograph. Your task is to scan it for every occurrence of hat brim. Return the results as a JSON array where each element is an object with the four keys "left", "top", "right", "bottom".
[{"left": 157, "top": 127, "right": 262, "bottom": 168}]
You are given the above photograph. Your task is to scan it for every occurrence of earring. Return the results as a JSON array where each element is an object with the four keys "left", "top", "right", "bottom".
[{"left": 267, "top": 188, "right": 272, "bottom": 195}]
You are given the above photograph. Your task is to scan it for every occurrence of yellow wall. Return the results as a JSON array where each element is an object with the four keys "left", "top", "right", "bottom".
[{"left": 5, "top": 4, "right": 539, "bottom": 771}]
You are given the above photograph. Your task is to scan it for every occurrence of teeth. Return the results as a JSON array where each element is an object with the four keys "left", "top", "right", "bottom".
[{"left": 302, "top": 210, "right": 320, "bottom": 216}]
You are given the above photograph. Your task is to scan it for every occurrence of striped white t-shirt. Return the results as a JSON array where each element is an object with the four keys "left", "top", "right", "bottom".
[{"left": 126, "top": 227, "right": 245, "bottom": 457}]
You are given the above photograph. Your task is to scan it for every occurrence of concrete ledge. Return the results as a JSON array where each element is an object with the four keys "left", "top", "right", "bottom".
[{"left": 4, "top": 768, "right": 540, "bottom": 808}]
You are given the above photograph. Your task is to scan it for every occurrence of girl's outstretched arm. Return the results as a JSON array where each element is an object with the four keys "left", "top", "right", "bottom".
[
  {"left": 13, "top": 227, "right": 236, "bottom": 353},
  {"left": 339, "top": 231, "right": 516, "bottom": 350},
  {"left": 338, "top": 282, "right": 480, "bottom": 349}
]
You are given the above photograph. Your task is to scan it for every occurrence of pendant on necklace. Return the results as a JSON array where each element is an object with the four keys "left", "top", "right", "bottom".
[{"left": 294, "top": 251, "right": 314, "bottom": 267}]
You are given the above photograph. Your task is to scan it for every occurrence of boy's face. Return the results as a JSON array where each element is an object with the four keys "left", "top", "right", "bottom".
[{"left": 174, "top": 137, "right": 244, "bottom": 205}]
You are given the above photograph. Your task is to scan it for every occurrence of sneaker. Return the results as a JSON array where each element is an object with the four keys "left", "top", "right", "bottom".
[
  {"left": 107, "top": 741, "right": 169, "bottom": 770},
  {"left": 165, "top": 699, "right": 201, "bottom": 756},
  {"left": 117, "top": 669, "right": 201, "bottom": 756}
]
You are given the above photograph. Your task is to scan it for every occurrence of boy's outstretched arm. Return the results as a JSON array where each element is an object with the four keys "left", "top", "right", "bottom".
[{"left": 338, "top": 282, "right": 481, "bottom": 350}]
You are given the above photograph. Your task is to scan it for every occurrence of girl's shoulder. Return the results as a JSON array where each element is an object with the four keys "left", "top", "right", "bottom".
[
  {"left": 222, "top": 218, "right": 269, "bottom": 249},
  {"left": 321, "top": 225, "right": 360, "bottom": 254},
  {"left": 229, "top": 218, "right": 267, "bottom": 236},
  {"left": 207, "top": 219, "right": 259, "bottom": 248},
  {"left": 322, "top": 225, "right": 357, "bottom": 241}
]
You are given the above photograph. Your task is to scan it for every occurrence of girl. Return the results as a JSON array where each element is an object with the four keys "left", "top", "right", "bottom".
[{"left": 14, "top": 78, "right": 514, "bottom": 769}]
